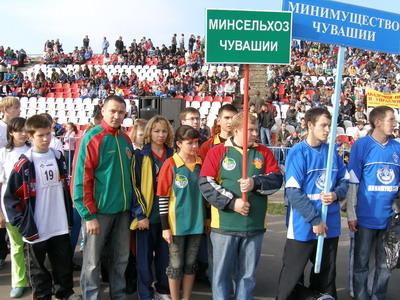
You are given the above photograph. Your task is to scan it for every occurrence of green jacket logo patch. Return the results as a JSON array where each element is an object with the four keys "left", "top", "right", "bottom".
[
  {"left": 222, "top": 157, "right": 236, "bottom": 171},
  {"left": 175, "top": 174, "right": 188, "bottom": 188}
]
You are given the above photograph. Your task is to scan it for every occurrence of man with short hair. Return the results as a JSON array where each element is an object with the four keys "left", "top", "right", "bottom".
[
  {"left": 347, "top": 106, "right": 400, "bottom": 300},
  {"left": 102, "top": 37, "right": 109, "bottom": 55},
  {"left": 180, "top": 107, "right": 208, "bottom": 145},
  {"left": 115, "top": 36, "right": 124, "bottom": 55},
  {"left": 277, "top": 108, "right": 349, "bottom": 300},
  {"left": 258, "top": 103, "right": 275, "bottom": 146},
  {"left": 171, "top": 34, "right": 177, "bottom": 54},
  {"left": 73, "top": 95, "right": 140, "bottom": 300},
  {"left": 276, "top": 123, "right": 290, "bottom": 146},
  {"left": 199, "top": 112, "right": 282, "bottom": 300},
  {"left": 199, "top": 104, "right": 238, "bottom": 160},
  {"left": 249, "top": 91, "right": 264, "bottom": 113},
  {"left": 83, "top": 35, "right": 90, "bottom": 49}
]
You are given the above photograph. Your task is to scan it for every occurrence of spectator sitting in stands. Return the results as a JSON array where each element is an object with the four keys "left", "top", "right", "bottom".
[
  {"left": 197, "top": 80, "right": 207, "bottom": 97},
  {"left": 316, "top": 97, "right": 328, "bottom": 110},
  {"left": 79, "top": 85, "right": 89, "bottom": 100},
  {"left": 13, "top": 71, "right": 23, "bottom": 87},
  {"left": 67, "top": 70, "right": 75, "bottom": 84},
  {"left": 26, "top": 83, "right": 39, "bottom": 98},
  {"left": 285, "top": 103, "right": 299, "bottom": 128},
  {"left": 355, "top": 120, "right": 368, "bottom": 137},
  {"left": 92, "top": 99, "right": 103, "bottom": 118},
  {"left": 228, "top": 66, "right": 238, "bottom": 82},
  {"left": 99, "top": 85, "right": 107, "bottom": 100},
  {"left": 4, "top": 69, "right": 14, "bottom": 83},
  {"left": 287, "top": 130, "right": 301, "bottom": 147},
  {"left": 119, "top": 72, "right": 128, "bottom": 87},
  {"left": 339, "top": 97, "right": 355, "bottom": 125},
  {"left": 115, "top": 85, "right": 124, "bottom": 98},
  {"left": 58, "top": 70, "right": 68, "bottom": 84},
  {"left": 99, "top": 74, "right": 109, "bottom": 89},
  {"left": 276, "top": 123, "right": 290, "bottom": 146},
  {"left": 111, "top": 73, "right": 120, "bottom": 86},
  {"left": 0, "top": 82, "right": 12, "bottom": 97},
  {"left": 51, "top": 68, "right": 59, "bottom": 82},
  {"left": 88, "top": 86, "right": 98, "bottom": 99},
  {"left": 83, "top": 49, "right": 91, "bottom": 61},
  {"left": 355, "top": 106, "right": 367, "bottom": 123},
  {"left": 224, "top": 79, "right": 235, "bottom": 97}
]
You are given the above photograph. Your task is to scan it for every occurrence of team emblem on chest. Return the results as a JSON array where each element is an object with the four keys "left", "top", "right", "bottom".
[
  {"left": 222, "top": 157, "right": 236, "bottom": 171},
  {"left": 252, "top": 157, "right": 263, "bottom": 169},
  {"left": 315, "top": 171, "right": 326, "bottom": 190},
  {"left": 175, "top": 173, "right": 188, "bottom": 188},
  {"left": 377, "top": 165, "right": 395, "bottom": 185}
]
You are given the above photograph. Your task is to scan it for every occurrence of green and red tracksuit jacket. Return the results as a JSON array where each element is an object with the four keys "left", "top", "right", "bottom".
[
  {"left": 199, "top": 138, "right": 283, "bottom": 234},
  {"left": 199, "top": 134, "right": 225, "bottom": 161},
  {"left": 4, "top": 148, "right": 73, "bottom": 241},
  {"left": 73, "top": 120, "right": 141, "bottom": 221}
]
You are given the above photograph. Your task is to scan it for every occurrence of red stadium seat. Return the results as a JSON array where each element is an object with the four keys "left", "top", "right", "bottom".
[
  {"left": 193, "top": 95, "right": 203, "bottom": 102},
  {"left": 213, "top": 96, "right": 223, "bottom": 103},
  {"left": 54, "top": 83, "right": 62, "bottom": 89},
  {"left": 47, "top": 92, "right": 55, "bottom": 98},
  {"left": 184, "top": 95, "right": 193, "bottom": 102},
  {"left": 203, "top": 96, "right": 213, "bottom": 102},
  {"left": 175, "top": 95, "right": 183, "bottom": 99},
  {"left": 223, "top": 96, "right": 233, "bottom": 103},
  {"left": 63, "top": 83, "right": 70, "bottom": 89}
]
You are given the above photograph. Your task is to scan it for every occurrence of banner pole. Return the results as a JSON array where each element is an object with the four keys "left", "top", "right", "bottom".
[
  {"left": 314, "top": 45, "right": 345, "bottom": 273},
  {"left": 242, "top": 64, "right": 250, "bottom": 202}
]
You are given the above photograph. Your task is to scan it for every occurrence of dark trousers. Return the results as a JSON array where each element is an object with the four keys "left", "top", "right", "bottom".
[
  {"left": 136, "top": 222, "right": 169, "bottom": 299},
  {"left": 26, "top": 234, "right": 74, "bottom": 300},
  {"left": 277, "top": 237, "right": 339, "bottom": 300},
  {"left": 0, "top": 228, "right": 9, "bottom": 259}
]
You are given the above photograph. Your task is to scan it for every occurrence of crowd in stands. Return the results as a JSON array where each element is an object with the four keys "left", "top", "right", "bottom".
[
  {"left": 0, "top": 46, "right": 27, "bottom": 70},
  {"left": 1, "top": 37, "right": 400, "bottom": 150},
  {"left": 1, "top": 34, "right": 242, "bottom": 101}
]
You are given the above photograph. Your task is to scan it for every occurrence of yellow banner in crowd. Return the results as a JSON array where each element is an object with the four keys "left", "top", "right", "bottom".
[{"left": 367, "top": 88, "right": 400, "bottom": 109}]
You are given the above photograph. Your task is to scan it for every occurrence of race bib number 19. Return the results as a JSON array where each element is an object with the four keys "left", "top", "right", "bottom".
[{"left": 39, "top": 160, "right": 59, "bottom": 187}]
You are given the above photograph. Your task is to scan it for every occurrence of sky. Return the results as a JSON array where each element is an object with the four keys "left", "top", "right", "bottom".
[{"left": 2, "top": 0, "right": 399, "bottom": 55}]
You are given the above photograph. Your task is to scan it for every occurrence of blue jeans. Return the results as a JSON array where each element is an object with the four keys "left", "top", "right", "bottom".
[
  {"left": 353, "top": 225, "right": 391, "bottom": 300},
  {"left": 81, "top": 212, "right": 130, "bottom": 300},
  {"left": 70, "top": 208, "right": 82, "bottom": 251},
  {"left": 210, "top": 231, "right": 263, "bottom": 300},
  {"left": 260, "top": 126, "right": 272, "bottom": 146}
]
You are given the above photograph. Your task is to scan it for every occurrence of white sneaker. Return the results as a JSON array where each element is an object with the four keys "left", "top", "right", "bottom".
[{"left": 153, "top": 291, "right": 171, "bottom": 300}]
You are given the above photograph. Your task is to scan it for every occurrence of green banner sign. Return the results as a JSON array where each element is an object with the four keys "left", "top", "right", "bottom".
[{"left": 205, "top": 9, "right": 292, "bottom": 64}]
